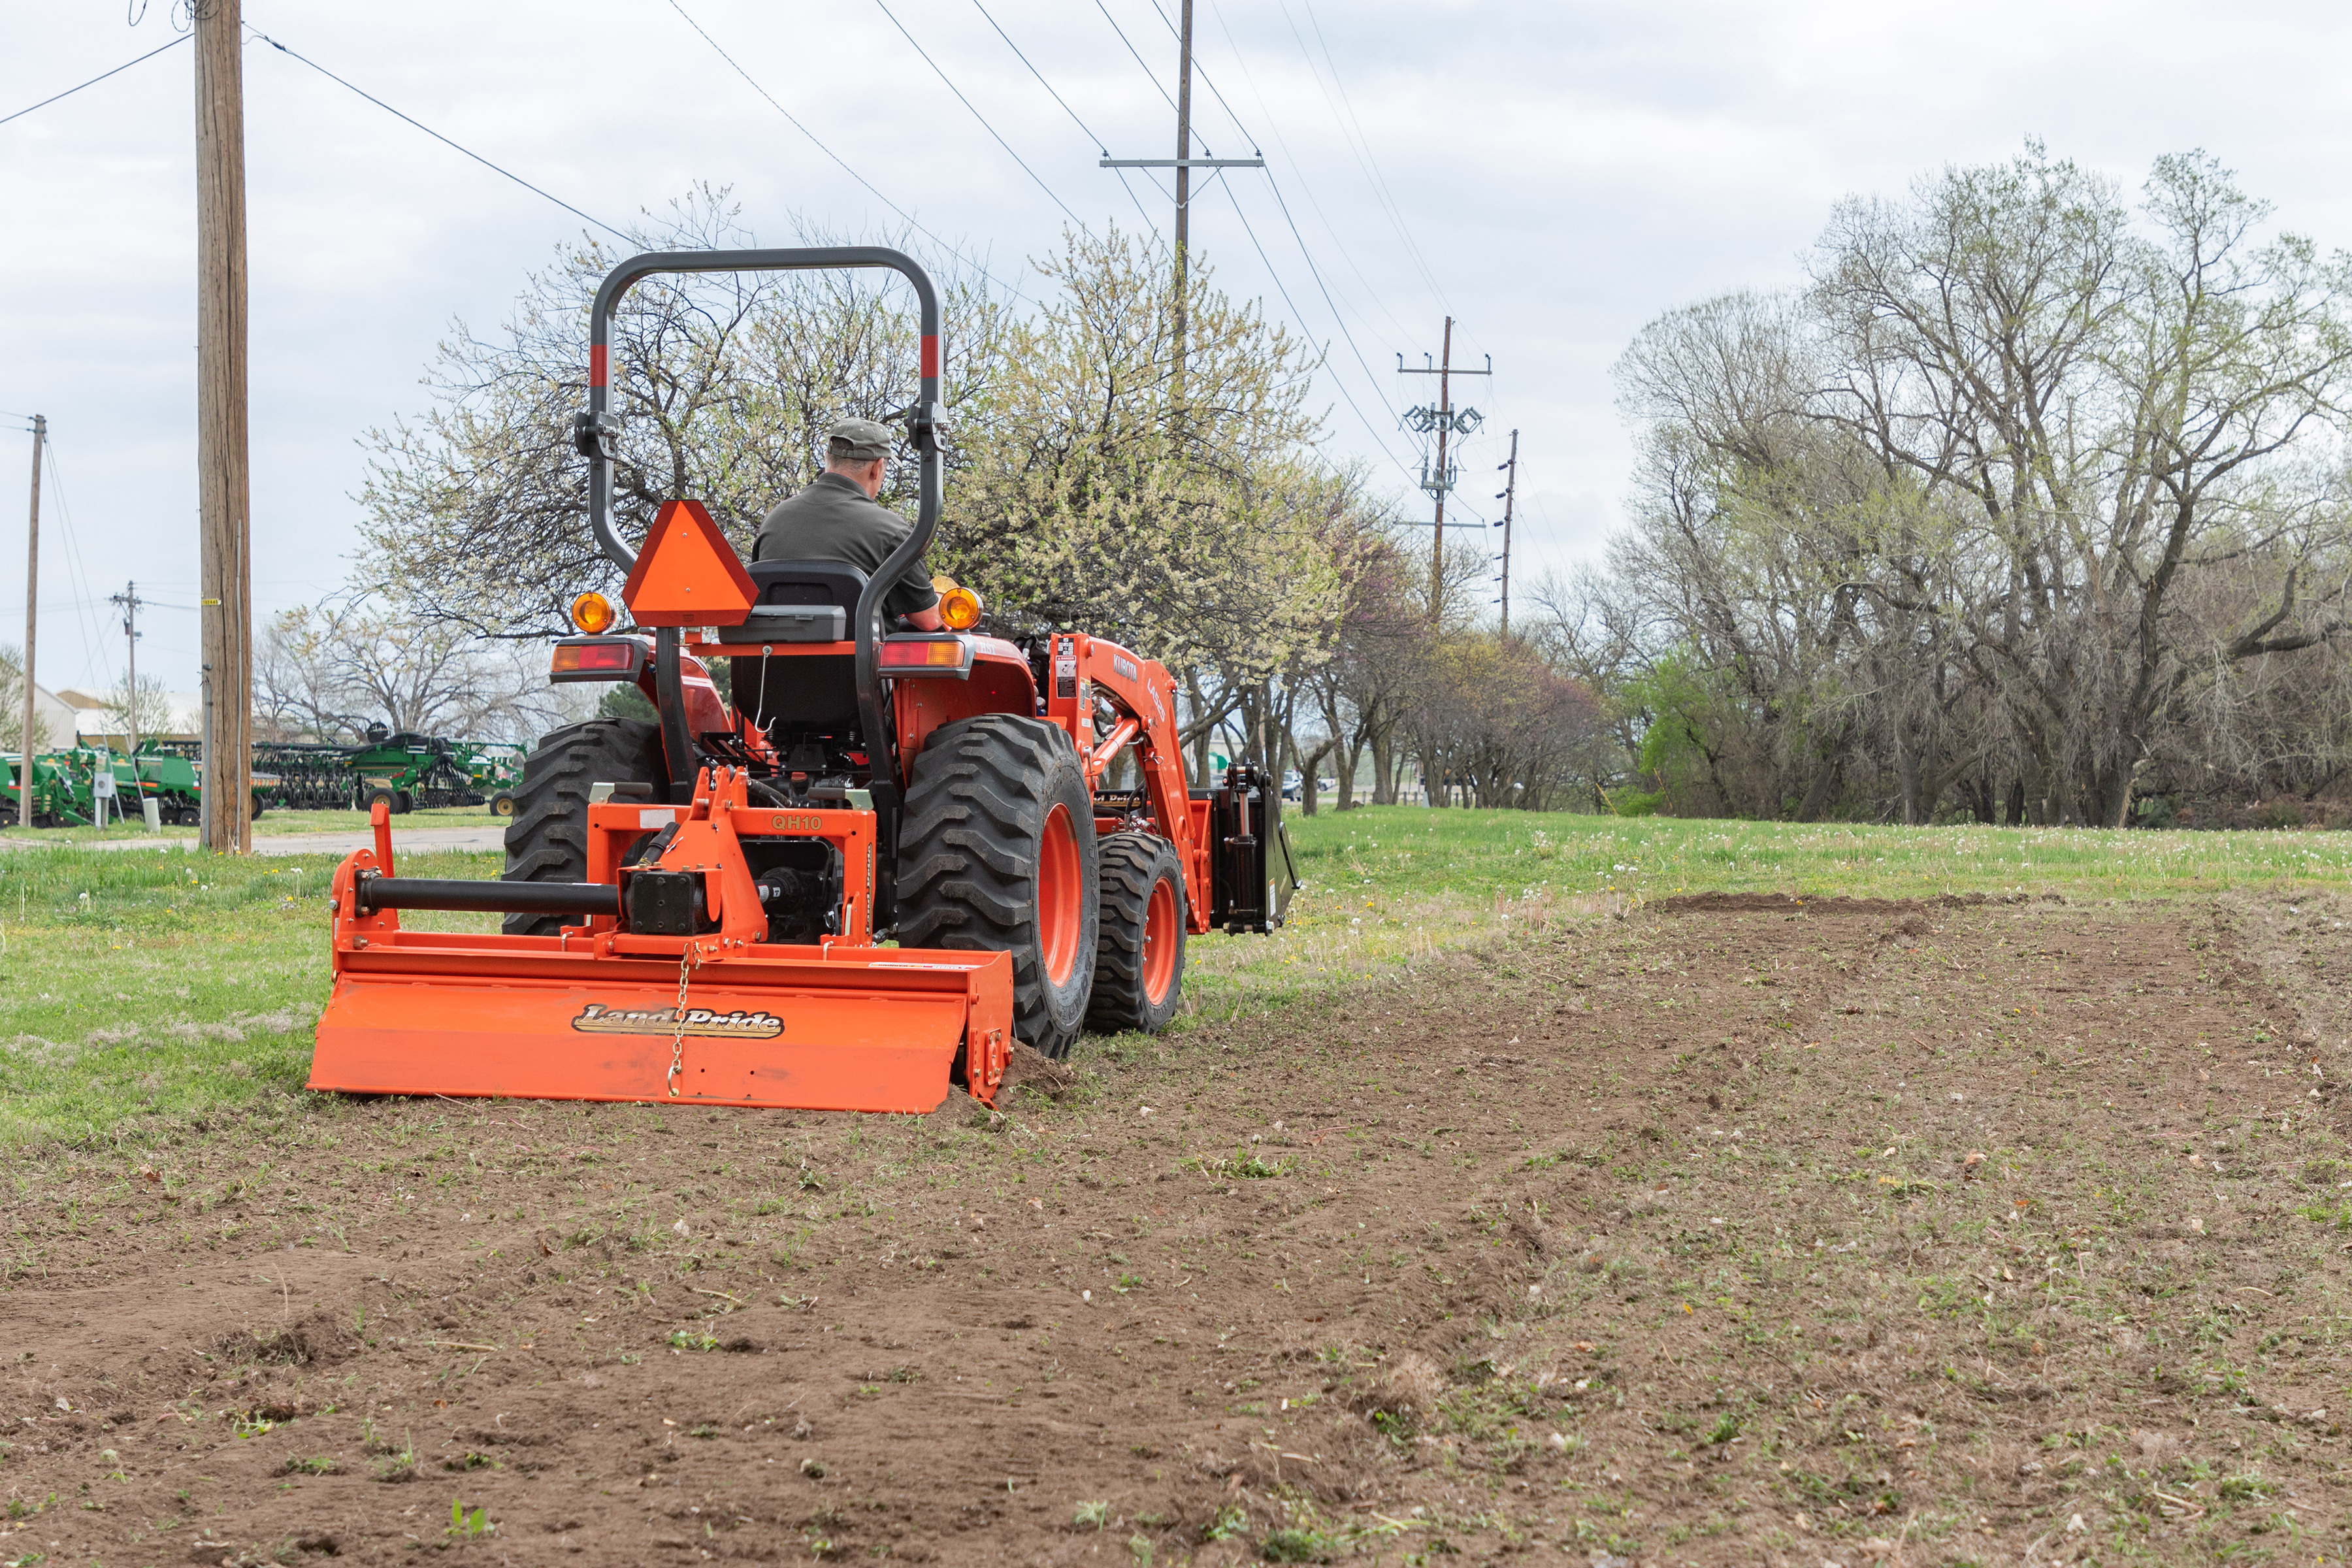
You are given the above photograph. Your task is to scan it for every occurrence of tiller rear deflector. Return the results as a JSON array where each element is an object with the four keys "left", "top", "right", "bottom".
[{"left": 308, "top": 786, "right": 1013, "bottom": 1114}]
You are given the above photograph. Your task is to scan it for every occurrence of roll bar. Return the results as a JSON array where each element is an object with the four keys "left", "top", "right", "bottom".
[{"left": 578, "top": 246, "right": 943, "bottom": 857}]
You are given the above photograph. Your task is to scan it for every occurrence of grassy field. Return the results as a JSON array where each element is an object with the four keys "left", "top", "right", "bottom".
[
  {"left": 0, "top": 803, "right": 502, "bottom": 843},
  {"left": 3, "top": 807, "right": 2348, "bottom": 1146}
]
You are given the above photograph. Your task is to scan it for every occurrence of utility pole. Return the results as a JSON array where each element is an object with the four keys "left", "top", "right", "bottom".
[
  {"left": 1172, "top": 0, "right": 1193, "bottom": 395},
  {"left": 1397, "top": 323, "right": 1490, "bottom": 621},
  {"left": 1098, "top": 3, "right": 1262, "bottom": 406},
  {"left": 110, "top": 583, "right": 146, "bottom": 757},
  {"left": 196, "top": 0, "right": 253, "bottom": 853},
  {"left": 1495, "top": 429, "right": 1520, "bottom": 638},
  {"left": 16, "top": 415, "right": 42, "bottom": 827}
]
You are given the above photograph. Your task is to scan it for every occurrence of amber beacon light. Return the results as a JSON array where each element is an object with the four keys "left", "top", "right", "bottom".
[
  {"left": 938, "top": 584, "right": 983, "bottom": 630},
  {"left": 570, "top": 591, "right": 617, "bottom": 634}
]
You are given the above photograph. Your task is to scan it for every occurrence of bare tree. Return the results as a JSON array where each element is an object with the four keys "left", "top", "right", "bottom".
[
  {"left": 357, "top": 188, "right": 1005, "bottom": 640},
  {"left": 259, "top": 603, "right": 587, "bottom": 746},
  {"left": 1589, "top": 144, "right": 2352, "bottom": 826}
]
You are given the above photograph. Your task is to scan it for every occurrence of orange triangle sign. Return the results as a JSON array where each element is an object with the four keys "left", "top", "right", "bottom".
[{"left": 621, "top": 500, "right": 757, "bottom": 627}]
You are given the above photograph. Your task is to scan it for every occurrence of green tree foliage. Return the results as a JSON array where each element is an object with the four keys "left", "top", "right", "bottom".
[
  {"left": 1591, "top": 144, "right": 2352, "bottom": 825},
  {"left": 942, "top": 226, "right": 1357, "bottom": 685}
]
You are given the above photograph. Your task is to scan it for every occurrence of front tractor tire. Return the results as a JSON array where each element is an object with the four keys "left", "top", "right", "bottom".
[
  {"left": 498, "top": 717, "right": 669, "bottom": 936},
  {"left": 898, "top": 715, "right": 1099, "bottom": 1058},
  {"left": 1086, "top": 832, "right": 1186, "bottom": 1035}
]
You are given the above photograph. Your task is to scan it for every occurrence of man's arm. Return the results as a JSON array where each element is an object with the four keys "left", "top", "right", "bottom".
[{"left": 879, "top": 538, "right": 943, "bottom": 629}]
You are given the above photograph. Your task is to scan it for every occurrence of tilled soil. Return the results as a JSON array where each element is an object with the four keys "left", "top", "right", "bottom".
[{"left": 4, "top": 894, "right": 2351, "bottom": 1566}]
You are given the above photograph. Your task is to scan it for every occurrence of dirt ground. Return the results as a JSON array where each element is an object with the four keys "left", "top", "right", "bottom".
[{"left": 4, "top": 892, "right": 2351, "bottom": 1567}]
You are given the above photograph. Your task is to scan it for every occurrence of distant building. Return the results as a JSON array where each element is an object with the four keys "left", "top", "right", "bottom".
[
  {"left": 54, "top": 687, "right": 203, "bottom": 749},
  {"left": 11, "top": 681, "right": 78, "bottom": 752}
]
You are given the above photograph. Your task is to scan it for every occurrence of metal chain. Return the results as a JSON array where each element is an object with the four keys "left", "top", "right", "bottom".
[{"left": 666, "top": 943, "right": 702, "bottom": 1098}]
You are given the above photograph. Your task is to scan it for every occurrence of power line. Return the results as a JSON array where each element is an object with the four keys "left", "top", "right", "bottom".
[
  {"left": 1090, "top": 0, "right": 1407, "bottom": 465},
  {"left": 1126, "top": 0, "right": 1414, "bottom": 449},
  {"left": 1092, "top": 0, "right": 1179, "bottom": 114},
  {"left": 0, "top": 33, "right": 190, "bottom": 129},
  {"left": 37, "top": 438, "right": 106, "bottom": 685},
  {"left": 246, "top": 29, "right": 630, "bottom": 243},
  {"left": 1263, "top": 172, "right": 1401, "bottom": 420},
  {"left": 869, "top": 0, "right": 1093, "bottom": 235},
  {"left": 1279, "top": 0, "right": 1452, "bottom": 313},
  {"left": 965, "top": 0, "right": 1163, "bottom": 234},
  {"left": 1189, "top": 1, "right": 1425, "bottom": 388},
  {"left": 1143, "top": 0, "right": 1255, "bottom": 152},
  {"left": 664, "top": 0, "right": 1027, "bottom": 302},
  {"left": 1249, "top": 0, "right": 1426, "bottom": 342},
  {"left": 1218, "top": 183, "right": 1411, "bottom": 482},
  {"left": 968, "top": 0, "right": 1104, "bottom": 150}
]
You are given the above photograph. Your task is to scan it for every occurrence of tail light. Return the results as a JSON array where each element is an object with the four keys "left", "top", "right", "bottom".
[
  {"left": 878, "top": 636, "right": 973, "bottom": 678},
  {"left": 551, "top": 637, "right": 647, "bottom": 682}
]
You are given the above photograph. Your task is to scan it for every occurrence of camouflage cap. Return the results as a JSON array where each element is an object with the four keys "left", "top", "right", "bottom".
[{"left": 825, "top": 416, "right": 894, "bottom": 462}]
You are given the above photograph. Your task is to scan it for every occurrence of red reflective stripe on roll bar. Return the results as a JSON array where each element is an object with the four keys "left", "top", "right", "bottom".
[
  {"left": 920, "top": 335, "right": 939, "bottom": 378},
  {"left": 589, "top": 344, "right": 608, "bottom": 387}
]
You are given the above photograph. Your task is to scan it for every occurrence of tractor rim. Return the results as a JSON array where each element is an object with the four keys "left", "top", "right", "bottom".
[
  {"left": 1037, "top": 803, "right": 1081, "bottom": 987},
  {"left": 1141, "top": 874, "right": 1179, "bottom": 1005}
]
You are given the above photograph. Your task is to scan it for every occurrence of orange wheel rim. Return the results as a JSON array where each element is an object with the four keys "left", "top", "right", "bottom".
[
  {"left": 1141, "top": 874, "right": 1179, "bottom": 1006},
  {"left": 1038, "top": 803, "right": 1081, "bottom": 986}
]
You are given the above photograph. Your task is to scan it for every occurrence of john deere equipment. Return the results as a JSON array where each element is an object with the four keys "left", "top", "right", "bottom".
[
  {"left": 308, "top": 246, "right": 1294, "bottom": 1114},
  {"left": 3, "top": 752, "right": 86, "bottom": 826}
]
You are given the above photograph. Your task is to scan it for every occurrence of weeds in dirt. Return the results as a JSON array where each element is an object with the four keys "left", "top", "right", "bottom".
[
  {"left": 1073, "top": 1499, "right": 1109, "bottom": 1529},
  {"left": 666, "top": 1330, "right": 719, "bottom": 1352},
  {"left": 1192, "top": 1151, "right": 1290, "bottom": 1180},
  {"left": 446, "top": 1499, "right": 492, "bottom": 1539}
]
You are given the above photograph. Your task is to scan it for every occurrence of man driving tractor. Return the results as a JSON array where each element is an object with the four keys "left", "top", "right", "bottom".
[{"left": 752, "top": 416, "right": 943, "bottom": 630}]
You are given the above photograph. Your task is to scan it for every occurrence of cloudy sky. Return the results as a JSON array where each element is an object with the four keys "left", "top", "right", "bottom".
[{"left": 6, "top": 0, "right": 2352, "bottom": 696}]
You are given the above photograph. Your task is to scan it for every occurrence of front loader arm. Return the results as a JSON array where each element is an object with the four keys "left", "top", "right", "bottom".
[{"left": 1040, "top": 632, "right": 1206, "bottom": 924}]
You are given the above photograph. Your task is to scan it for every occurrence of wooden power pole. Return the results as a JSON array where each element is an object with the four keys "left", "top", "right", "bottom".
[
  {"left": 195, "top": 0, "right": 252, "bottom": 853},
  {"left": 16, "top": 414, "right": 41, "bottom": 826},
  {"left": 1171, "top": 0, "right": 1194, "bottom": 395},
  {"left": 110, "top": 582, "right": 146, "bottom": 756},
  {"left": 1431, "top": 317, "right": 1452, "bottom": 614},
  {"left": 1097, "top": 1, "right": 1260, "bottom": 405},
  {"left": 1495, "top": 429, "right": 1519, "bottom": 638},
  {"left": 1397, "top": 323, "right": 1490, "bottom": 622}
]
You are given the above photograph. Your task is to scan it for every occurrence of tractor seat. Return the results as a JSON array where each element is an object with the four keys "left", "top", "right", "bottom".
[
  {"left": 736, "top": 560, "right": 866, "bottom": 735},
  {"left": 742, "top": 559, "right": 866, "bottom": 643}
]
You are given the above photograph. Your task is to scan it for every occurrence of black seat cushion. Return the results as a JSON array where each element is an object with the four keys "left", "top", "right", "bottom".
[{"left": 748, "top": 559, "right": 868, "bottom": 613}]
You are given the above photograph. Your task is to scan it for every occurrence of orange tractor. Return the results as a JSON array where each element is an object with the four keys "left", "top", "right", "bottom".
[{"left": 308, "top": 246, "right": 1295, "bottom": 1113}]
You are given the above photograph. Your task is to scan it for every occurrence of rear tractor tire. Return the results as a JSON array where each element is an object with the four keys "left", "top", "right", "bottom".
[
  {"left": 897, "top": 715, "right": 1099, "bottom": 1059},
  {"left": 498, "top": 717, "right": 670, "bottom": 936},
  {"left": 1085, "top": 832, "right": 1186, "bottom": 1035}
]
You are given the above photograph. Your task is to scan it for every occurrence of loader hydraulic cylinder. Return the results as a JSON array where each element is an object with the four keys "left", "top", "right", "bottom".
[{"left": 354, "top": 877, "right": 621, "bottom": 919}]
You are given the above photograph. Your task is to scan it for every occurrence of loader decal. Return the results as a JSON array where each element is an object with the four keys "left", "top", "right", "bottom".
[{"left": 571, "top": 1004, "right": 785, "bottom": 1039}]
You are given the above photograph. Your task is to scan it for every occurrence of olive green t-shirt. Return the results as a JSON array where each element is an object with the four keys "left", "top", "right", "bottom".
[{"left": 749, "top": 472, "right": 939, "bottom": 619}]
